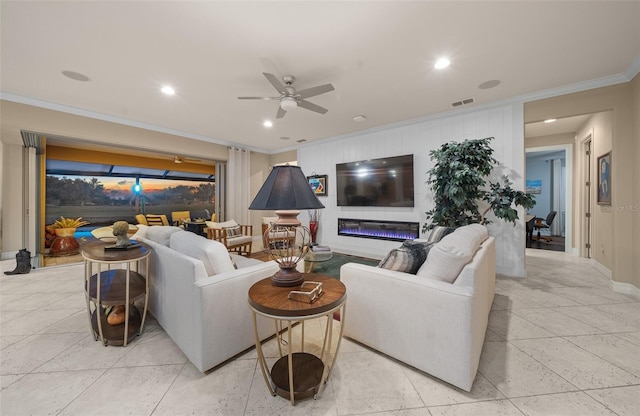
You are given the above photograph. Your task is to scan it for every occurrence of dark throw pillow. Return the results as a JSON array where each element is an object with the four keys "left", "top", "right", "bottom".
[
  {"left": 426, "top": 226, "right": 456, "bottom": 243},
  {"left": 378, "top": 240, "right": 435, "bottom": 274}
]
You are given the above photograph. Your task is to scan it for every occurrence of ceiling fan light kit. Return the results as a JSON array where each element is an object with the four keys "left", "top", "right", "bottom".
[
  {"left": 239, "top": 72, "right": 334, "bottom": 119},
  {"left": 280, "top": 96, "right": 298, "bottom": 111}
]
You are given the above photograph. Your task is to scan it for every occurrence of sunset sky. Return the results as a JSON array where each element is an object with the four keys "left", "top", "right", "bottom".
[{"left": 71, "top": 176, "right": 204, "bottom": 196}]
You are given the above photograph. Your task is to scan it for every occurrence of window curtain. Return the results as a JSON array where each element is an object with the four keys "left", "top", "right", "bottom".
[
  {"left": 227, "top": 147, "right": 250, "bottom": 224},
  {"left": 20, "top": 131, "right": 43, "bottom": 268}
]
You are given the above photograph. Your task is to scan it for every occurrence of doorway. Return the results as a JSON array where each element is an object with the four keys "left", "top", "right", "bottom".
[{"left": 525, "top": 144, "right": 573, "bottom": 253}]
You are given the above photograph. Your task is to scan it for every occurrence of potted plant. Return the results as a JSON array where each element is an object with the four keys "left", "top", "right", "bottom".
[
  {"left": 49, "top": 217, "right": 89, "bottom": 256},
  {"left": 424, "top": 137, "right": 535, "bottom": 232},
  {"left": 52, "top": 216, "right": 90, "bottom": 237}
]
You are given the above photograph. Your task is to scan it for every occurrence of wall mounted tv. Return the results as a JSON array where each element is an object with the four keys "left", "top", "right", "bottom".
[{"left": 336, "top": 154, "right": 415, "bottom": 207}]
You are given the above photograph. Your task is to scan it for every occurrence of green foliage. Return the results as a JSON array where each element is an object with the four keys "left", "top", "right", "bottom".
[{"left": 424, "top": 137, "right": 535, "bottom": 232}]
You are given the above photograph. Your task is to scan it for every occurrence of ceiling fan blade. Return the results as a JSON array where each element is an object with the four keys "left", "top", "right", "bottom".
[
  {"left": 276, "top": 106, "right": 287, "bottom": 119},
  {"left": 298, "top": 99, "right": 328, "bottom": 114},
  {"left": 263, "top": 72, "right": 287, "bottom": 94},
  {"left": 297, "top": 84, "right": 335, "bottom": 99},
  {"left": 237, "top": 96, "right": 280, "bottom": 100}
]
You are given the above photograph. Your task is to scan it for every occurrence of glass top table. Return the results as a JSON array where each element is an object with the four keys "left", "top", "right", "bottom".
[{"left": 304, "top": 246, "right": 332, "bottom": 273}]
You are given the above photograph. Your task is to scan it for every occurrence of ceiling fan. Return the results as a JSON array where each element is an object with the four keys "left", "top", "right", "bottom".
[{"left": 238, "top": 73, "right": 335, "bottom": 119}]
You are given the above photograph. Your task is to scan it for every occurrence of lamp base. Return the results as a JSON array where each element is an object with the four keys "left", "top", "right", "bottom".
[{"left": 271, "top": 265, "right": 304, "bottom": 287}]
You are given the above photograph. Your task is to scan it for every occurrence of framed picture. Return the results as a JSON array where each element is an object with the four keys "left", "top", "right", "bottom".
[
  {"left": 597, "top": 151, "right": 611, "bottom": 205},
  {"left": 307, "top": 174, "right": 328, "bottom": 196},
  {"left": 526, "top": 179, "right": 542, "bottom": 194}
]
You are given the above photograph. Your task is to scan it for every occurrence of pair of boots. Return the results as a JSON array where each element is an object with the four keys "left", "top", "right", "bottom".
[{"left": 4, "top": 249, "right": 32, "bottom": 275}]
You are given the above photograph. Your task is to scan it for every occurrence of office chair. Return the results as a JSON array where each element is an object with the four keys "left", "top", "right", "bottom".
[{"left": 533, "top": 211, "right": 557, "bottom": 242}]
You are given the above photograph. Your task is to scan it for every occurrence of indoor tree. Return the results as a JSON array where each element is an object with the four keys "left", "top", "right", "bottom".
[{"left": 423, "top": 137, "right": 535, "bottom": 232}]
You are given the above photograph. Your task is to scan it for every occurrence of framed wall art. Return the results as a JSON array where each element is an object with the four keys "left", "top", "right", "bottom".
[
  {"left": 597, "top": 151, "right": 611, "bottom": 205},
  {"left": 307, "top": 174, "right": 328, "bottom": 196}
]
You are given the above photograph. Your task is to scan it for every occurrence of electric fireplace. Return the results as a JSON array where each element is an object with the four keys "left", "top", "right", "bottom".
[{"left": 338, "top": 218, "right": 420, "bottom": 242}]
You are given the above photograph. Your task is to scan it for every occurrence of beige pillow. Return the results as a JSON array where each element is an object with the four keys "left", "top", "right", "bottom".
[
  {"left": 205, "top": 219, "right": 239, "bottom": 229},
  {"left": 417, "top": 224, "right": 488, "bottom": 283}
]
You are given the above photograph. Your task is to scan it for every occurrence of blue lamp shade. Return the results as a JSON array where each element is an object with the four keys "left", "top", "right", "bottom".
[{"left": 249, "top": 165, "right": 325, "bottom": 211}]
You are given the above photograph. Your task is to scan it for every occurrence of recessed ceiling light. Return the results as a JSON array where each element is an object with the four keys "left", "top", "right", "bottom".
[
  {"left": 434, "top": 58, "right": 450, "bottom": 69},
  {"left": 62, "top": 70, "right": 90, "bottom": 82},
  {"left": 353, "top": 115, "right": 367, "bottom": 122},
  {"left": 479, "top": 80, "right": 501, "bottom": 89},
  {"left": 263, "top": 120, "right": 273, "bottom": 128},
  {"left": 296, "top": 139, "right": 307, "bottom": 143},
  {"left": 544, "top": 118, "right": 557, "bottom": 123},
  {"left": 161, "top": 85, "right": 175, "bottom": 95},
  {"left": 280, "top": 136, "right": 290, "bottom": 140}
]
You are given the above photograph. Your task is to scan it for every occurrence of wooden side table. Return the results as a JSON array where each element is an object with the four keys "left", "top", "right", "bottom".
[
  {"left": 248, "top": 274, "right": 346, "bottom": 405},
  {"left": 82, "top": 241, "right": 151, "bottom": 346}
]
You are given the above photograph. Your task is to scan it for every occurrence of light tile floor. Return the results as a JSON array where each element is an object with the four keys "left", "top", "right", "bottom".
[{"left": 1, "top": 249, "right": 639, "bottom": 415}]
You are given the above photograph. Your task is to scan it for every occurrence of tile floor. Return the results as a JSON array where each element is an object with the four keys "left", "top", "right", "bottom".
[{"left": 1, "top": 249, "right": 639, "bottom": 415}]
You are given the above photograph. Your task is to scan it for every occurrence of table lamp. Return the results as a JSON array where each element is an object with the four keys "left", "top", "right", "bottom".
[{"left": 249, "top": 165, "right": 325, "bottom": 286}]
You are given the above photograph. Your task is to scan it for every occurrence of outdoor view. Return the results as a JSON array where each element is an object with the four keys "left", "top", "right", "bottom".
[{"left": 46, "top": 175, "right": 216, "bottom": 229}]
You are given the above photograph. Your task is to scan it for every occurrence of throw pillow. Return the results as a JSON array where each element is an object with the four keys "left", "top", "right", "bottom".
[
  {"left": 378, "top": 240, "right": 434, "bottom": 274},
  {"left": 426, "top": 226, "right": 455, "bottom": 243},
  {"left": 224, "top": 225, "right": 242, "bottom": 238}
]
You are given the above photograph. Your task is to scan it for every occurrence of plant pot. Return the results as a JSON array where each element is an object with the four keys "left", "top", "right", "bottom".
[
  {"left": 54, "top": 228, "right": 77, "bottom": 238},
  {"left": 51, "top": 228, "right": 79, "bottom": 256}
]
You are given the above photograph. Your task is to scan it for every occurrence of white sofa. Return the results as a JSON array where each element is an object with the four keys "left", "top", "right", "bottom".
[
  {"left": 340, "top": 224, "right": 495, "bottom": 391},
  {"left": 131, "top": 225, "right": 280, "bottom": 372}
]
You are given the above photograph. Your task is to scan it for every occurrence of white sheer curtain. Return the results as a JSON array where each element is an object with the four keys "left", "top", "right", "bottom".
[{"left": 227, "top": 147, "right": 250, "bottom": 224}]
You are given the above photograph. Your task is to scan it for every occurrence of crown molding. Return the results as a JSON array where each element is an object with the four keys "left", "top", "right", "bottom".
[{"left": 0, "top": 92, "right": 272, "bottom": 154}]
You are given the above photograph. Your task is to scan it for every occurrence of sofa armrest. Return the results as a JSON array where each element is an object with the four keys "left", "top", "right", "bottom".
[
  {"left": 189, "top": 260, "right": 280, "bottom": 371},
  {"left": 341, "top": 262, "right": 479, "bottom": 391}
]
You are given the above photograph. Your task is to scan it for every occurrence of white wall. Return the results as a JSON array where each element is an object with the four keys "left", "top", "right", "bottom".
[{"left": 298, "top": 103, "right": 528, "bottom": 277}]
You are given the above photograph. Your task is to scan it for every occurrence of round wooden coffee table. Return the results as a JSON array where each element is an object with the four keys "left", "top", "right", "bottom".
[{"left": 248, "top": 274, "right": 346, "bottom": 405}]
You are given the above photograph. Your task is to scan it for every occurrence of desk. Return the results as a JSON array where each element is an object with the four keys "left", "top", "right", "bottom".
[
  {"left": 82, "top": 241, "right": 151, "bottom": 346},
  {"left": 248, "top": 274, "right": 346, "bottom": 405}
]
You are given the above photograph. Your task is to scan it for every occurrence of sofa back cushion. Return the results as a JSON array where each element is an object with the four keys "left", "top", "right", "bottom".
[
  {"left": 143, "top": 226, "right": 183, "bottom": 246},
  {"left": 169, "top": 230, "right": 235, "bottom": 276},
  {"left": 205, "top": 219, "right": 239, "bottom": 229},
  {"left": 417, "top": 224, "right": 488, "bottom": 283}
]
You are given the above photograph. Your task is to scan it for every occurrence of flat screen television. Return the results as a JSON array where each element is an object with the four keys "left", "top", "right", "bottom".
[{"left": 336, "top": 154, "right": 414, "bottom": 207}]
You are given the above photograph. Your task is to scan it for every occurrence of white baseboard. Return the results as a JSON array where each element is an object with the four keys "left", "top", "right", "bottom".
[
  {"left": 590, "top": 259, "right": 612, "bottom": 279},
  {"left": 589, "top": 258, "right": 640, "bottom": 300},
  {"left": 1, "top": 251, "right": 19, "bottom": 261},
  {"left": 611, "top": 281, "right": 640, "bottom": 300}
]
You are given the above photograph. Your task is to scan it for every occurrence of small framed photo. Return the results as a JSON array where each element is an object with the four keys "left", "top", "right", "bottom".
[
  {"left": 307, "top": 174, "right": 328, "bottom": 196},
  {"left": 597, "top": 152, "right": 611, "bottom": 205}
]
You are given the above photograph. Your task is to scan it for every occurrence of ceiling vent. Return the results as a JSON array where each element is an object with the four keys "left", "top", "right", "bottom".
[{"left": 451, "top": 97, "right": 475, "bottom": 107}]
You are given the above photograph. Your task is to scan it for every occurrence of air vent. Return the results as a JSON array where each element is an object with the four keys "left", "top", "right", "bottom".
[{"left": 451, "top": 97, "right": 475, "bottom": 107}]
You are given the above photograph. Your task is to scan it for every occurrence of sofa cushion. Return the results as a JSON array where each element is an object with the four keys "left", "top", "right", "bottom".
[
  {"left": 205, "top": 220, "right": 239, "bottom": 229},
  {"left": 224, "top": 225, "right": 243, "bottom": 237},
  {"left": 169, "top": 230, "right": 235, "bottom": 276},
  {"left": 378, "top": 244, "right": 422, "bottom": 274},
  {"left": 417, "top": 224, "right": 488, "bottom": 282},
  {"left": 131, "top": 224, "right": 149, "bottom": 240},
  {"left": 426, "top": 226, "right": 456, "bottom": 243},
  {"left": 144, "top": 226, "right": 183, "bottom": 246}
]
